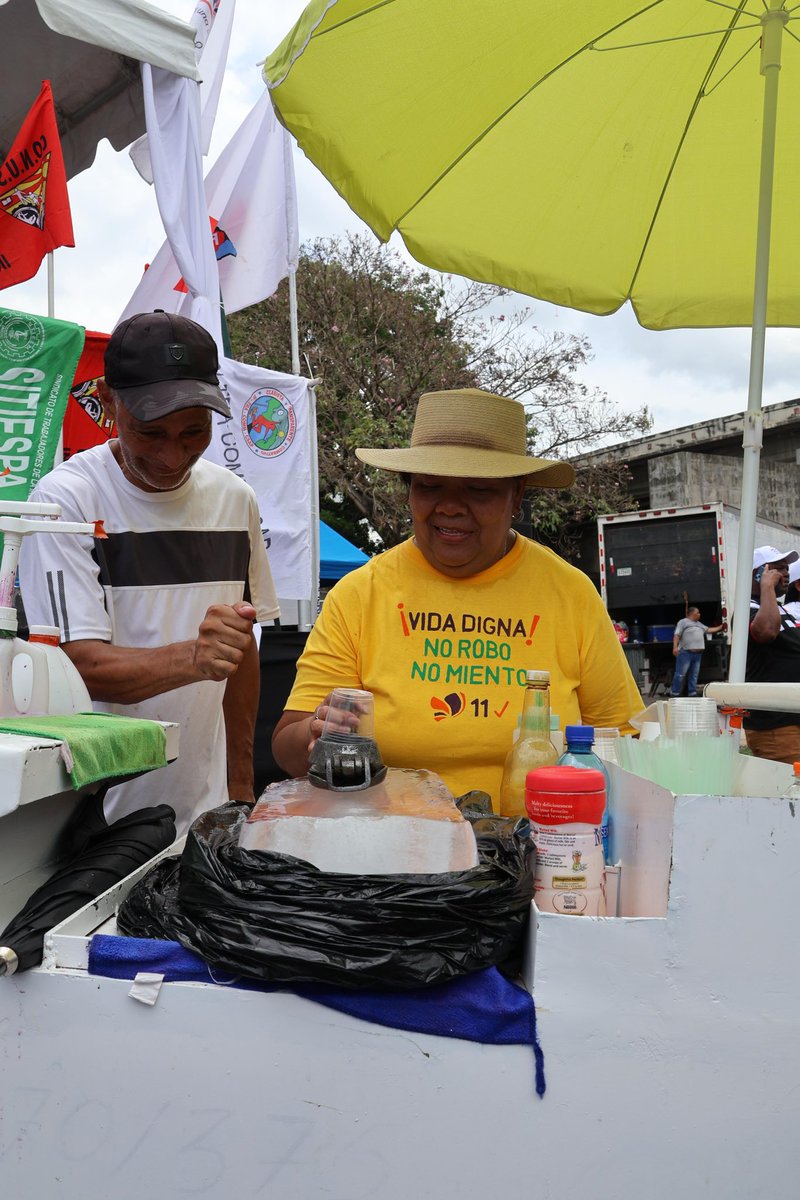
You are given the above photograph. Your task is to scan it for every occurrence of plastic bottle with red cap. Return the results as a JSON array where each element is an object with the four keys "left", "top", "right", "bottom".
[{"left": 525, "top": 765, "right": 607, "bottom": 916}]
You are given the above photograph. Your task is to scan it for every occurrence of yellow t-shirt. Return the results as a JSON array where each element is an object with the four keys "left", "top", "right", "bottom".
[{"left": 286, "top": 536, "right": 641, "bottom": 806}]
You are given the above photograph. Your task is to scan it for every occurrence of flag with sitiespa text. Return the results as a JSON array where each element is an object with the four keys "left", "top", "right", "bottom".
[{"left": 0, "top": 308, "right": 84, "bottom": 500}]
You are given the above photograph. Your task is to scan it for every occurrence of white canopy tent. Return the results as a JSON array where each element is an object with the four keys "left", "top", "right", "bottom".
[{"left": 0, "top": 0, "right": 198, "bottom": 179}]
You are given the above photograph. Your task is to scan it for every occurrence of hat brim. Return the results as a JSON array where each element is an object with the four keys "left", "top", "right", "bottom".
[
  {"left": 753, "top": 550, "right": 799, "bottom": 571},
  {"left": 355, "top": 445, "right": 575, "bottom": 488},
  {"left": 114, "top": 378, "right": 231, "bottom": 422},
  {"left": 753, "top": 552, "right": 800, "bottom": 571}
]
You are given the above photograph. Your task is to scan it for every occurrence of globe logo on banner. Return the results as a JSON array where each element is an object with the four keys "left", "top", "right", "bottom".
[{"left": 241, "top": 388, "right": 296, "bottom": 458}]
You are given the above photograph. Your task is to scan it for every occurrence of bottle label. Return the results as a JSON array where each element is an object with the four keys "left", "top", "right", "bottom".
[
  {"left": 535, "top": 886, "right": 606, "bottom": 916},
  {"left": 531, "top": 824, "right": 605, "bottom": 890},
  {"left": 528, "top": 791, "right": 605, "bottom": 826}
]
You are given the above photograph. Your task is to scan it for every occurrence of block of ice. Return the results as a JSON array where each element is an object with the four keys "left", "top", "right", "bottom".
[{"left": 238, "top": 768, "right": 479, "bottom": 874}]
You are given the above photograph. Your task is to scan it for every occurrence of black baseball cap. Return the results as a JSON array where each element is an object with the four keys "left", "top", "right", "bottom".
[{"left": 104, "top": 311, "right": 231, "bottom": 421}]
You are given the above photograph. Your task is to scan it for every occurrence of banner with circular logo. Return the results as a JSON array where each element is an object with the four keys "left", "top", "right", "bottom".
[
  {"left": 0, "top": 306, "right": 84, "bottom": 500},
  {"left": 208, "top": 358, "right": 315, "bottom": 602},
  {"left": 241, "top": 387, "right": 297, "bottom": 458}
]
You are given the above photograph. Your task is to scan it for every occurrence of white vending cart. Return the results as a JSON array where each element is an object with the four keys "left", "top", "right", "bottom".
[{"left": 1, "top": 747, "right": 798, "bottom": 1199}]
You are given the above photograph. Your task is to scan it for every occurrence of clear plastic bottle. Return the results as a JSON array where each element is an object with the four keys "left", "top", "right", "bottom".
[
  {"left": 557, "top": 725, "right": 611, "bottom": 861},
  {"left": 498, "top": 670, "right": 558, "bottom": 818}
]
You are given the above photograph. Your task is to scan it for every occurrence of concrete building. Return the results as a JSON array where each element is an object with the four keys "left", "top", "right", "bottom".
[{"left": 574, "top": 397, "right": 800, "bottom": 526}]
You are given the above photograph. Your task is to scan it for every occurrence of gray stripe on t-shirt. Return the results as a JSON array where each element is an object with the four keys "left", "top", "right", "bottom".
[{"left": 45, "top": 569, "right": 70, "bottom": 640}]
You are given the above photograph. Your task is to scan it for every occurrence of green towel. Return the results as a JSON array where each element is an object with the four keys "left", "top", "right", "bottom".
[{"left": 0, "top": 712, "right": 168, "bottom": 790}]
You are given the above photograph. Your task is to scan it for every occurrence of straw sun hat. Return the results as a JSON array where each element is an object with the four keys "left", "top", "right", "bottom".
[{"left": 355, "top": 389, "right": 575, "bottom": 488}]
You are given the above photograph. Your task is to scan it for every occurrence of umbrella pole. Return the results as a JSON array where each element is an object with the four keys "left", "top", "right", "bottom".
[{"left": 728, "top": 4, "right": 788, "bottom": 684}]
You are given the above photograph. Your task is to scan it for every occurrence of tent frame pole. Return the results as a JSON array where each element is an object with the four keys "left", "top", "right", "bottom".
[
  {"left": 290, "top": 269, "right": 320, "bottom": 630},
  {"left": 728, "top": 2, "right": 787, "bottom": 683}
]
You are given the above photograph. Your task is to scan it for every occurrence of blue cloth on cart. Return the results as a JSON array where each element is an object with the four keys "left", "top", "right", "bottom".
[{"left": 88, "top": 933, "right": 545, "bottom": 1096}]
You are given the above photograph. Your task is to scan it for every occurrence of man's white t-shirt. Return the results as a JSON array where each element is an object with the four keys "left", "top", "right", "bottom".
[{"left": 20, "top": 443, "right": 279, "bottom": 834}]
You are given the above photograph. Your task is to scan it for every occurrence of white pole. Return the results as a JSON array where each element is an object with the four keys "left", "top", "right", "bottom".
[
  {"left": 46, "top": 252, "right": 54, "bottom": 318},
  {"left": 308, "top": 378, "right": 320, "bottom": 619},
  {"left": 728, "top": 3, "right": 787, "bottom": 683},
  {"left": 288, "top": 267, "right": 301, "bottom": 376},
  {"left": 290, "top": 268, "right": 320, "bottom": 630},
  {"left": 47, "top": 252, "right": 66, "bottom": 466},
  {"left": 296, "top": 378, "right": 320, "bottom": 631}
]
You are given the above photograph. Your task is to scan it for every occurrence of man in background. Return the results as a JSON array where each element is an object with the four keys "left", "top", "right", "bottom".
[
  {"left": 744, "top": 544, "right": 800, "bottom": 764},
  {"left": 670, "top": 606, "right": 723, "bottom": 697},
  {"left": 20, "top": 311, "right": 279, "bottom": 835}
]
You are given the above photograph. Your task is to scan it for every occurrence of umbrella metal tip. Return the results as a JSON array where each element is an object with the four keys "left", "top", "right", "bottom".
[{"left": 0, "top": 946, "right": 19, "bottom": 976}]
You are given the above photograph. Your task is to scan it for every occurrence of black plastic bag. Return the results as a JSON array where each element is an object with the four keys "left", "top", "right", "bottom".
[
  {"left": 117, "top": 794, "right": 533, "bottom": 990},
  {"left": 1, "top": 794, "right": 175, "bottom": 972}
]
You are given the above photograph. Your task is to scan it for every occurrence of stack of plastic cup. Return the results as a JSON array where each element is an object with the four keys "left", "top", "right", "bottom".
[
  {"left": 666, "top": 697, "right": 720, "bottom": 737},
  {"left": 593, "top": 726, "right": 620, "bottom": 764}
]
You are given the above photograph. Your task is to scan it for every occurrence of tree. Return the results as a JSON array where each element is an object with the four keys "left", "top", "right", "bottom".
[
  {"left": 228, "top": 233, "right": 649, "bottom": 554},
  {"left": 527, "top": 458, "right": 638, "bottom": 561}
]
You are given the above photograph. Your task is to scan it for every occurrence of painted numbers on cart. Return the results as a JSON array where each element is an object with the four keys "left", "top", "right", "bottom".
[{"left": 0, "top": 1087, "right": 317, "bottom": 1194}]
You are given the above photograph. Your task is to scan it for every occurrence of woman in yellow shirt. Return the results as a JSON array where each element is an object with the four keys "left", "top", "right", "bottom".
[{"left": 272, "top": 388, "right": 641, "bottom": 808}]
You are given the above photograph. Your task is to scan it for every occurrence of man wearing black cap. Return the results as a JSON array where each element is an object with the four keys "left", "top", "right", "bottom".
[
  {"left": 744, "top": 544, "right": 800, "bottom": 763},
  {"left": 20, "top": 312, "right": 279, "bottom": 835}
]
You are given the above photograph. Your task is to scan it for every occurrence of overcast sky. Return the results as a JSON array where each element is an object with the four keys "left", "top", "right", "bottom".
[{"left": 5, "top": 0, "right": 800, "bottom": 439}]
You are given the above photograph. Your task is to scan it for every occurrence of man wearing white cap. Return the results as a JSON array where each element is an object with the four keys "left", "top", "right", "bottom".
[{"left": 744, "top": 545, "right": 800, "bottom": 763}]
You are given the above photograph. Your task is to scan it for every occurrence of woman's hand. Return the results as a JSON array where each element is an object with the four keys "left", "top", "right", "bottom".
[
  {"left": 273, "top": 694, "right": 363, "bottom": 778},
  {"left": 307, "top": 695, "right": 331, "bottom": 752},
  {"left": 307, "top": 693, "right": 361, "bottom": 751}
]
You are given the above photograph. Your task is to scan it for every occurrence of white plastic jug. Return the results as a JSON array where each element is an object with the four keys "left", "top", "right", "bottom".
[{"left": 0, "top": 621, "right": 91, "bottom": 718}]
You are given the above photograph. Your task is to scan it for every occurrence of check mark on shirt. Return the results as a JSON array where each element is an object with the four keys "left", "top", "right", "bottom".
[{"left": 494, "top": 701, "right": 509, "bottom": 718}]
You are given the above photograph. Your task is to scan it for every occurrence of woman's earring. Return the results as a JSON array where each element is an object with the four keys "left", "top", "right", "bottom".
[{"left": 512, "top": 507, "right": 524, "bottom": 522}]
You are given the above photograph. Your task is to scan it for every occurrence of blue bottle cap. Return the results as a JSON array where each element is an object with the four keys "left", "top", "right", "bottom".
[{"left": 564, "top": 724, "right": 594, "bottom": 744}]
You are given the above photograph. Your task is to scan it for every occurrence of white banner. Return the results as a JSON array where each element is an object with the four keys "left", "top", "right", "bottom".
[
  {"left": 140, "top": 63, "right": 221, "bottom": 343},
  {"left": 130, "top": 0, "right": 236, "bottom": 182},
  {"left": 120, "top": 88, "right": 298, "bottom": 325},
  {"left": 206, "top": 357, "right": 314, "bottom": 602}
]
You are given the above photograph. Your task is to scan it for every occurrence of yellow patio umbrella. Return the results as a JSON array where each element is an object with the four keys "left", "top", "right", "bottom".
[{"left": 265, "top": 0, "right": 800, "bottom": 681}]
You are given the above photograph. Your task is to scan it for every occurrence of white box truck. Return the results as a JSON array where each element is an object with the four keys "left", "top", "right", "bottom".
[{"left": 597, "top": 503, "right": 800, "bottom": 691}]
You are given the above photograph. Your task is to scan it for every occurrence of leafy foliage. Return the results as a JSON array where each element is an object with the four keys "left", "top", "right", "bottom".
[
  {"left": 528, "top": 460, "right": 638, "bottom": 560},
  {"left": 228, "top": 233, "right": 649, "bottom": 555}
]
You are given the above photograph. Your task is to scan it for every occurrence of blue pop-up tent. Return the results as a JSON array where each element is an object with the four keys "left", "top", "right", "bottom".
[{"left": 319, "top": 520, "right": 369, "bottom": 581}]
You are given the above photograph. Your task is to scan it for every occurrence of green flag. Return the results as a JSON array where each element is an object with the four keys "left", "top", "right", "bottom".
[{"left": 0, "top": 308, "right": 85, "bottom": 500}]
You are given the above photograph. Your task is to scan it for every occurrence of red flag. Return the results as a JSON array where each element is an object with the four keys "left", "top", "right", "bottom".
[
  {"left": 62, "top": 331, "right": 114, "bottom": 459},
  {"left": 0, "top": 80, "right": 74, "bottom": 290}
]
